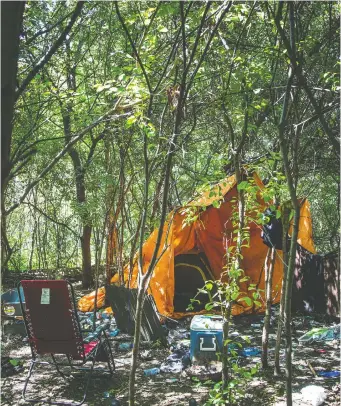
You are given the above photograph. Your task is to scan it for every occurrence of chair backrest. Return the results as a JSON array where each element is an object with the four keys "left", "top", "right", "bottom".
[{"left": 19, "top": 280, "right": 85, "bottom": 358}]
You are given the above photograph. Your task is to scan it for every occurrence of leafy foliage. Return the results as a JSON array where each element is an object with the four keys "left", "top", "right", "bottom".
[{"left": 3, "top": 1, "right": 339, "bottom": 272}]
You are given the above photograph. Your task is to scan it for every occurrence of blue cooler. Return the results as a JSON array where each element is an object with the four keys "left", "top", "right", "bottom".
[{"left": 190, "top": 315, "right": 223, "bottom": 363}]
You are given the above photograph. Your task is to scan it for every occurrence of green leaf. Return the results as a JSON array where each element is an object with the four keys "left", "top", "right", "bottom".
[
  {"left": 9, "top": 359, "right": 19, "bottom": 366},
  {"left": 212, "top": 200, "right": 220, "bottom": 208},
  {"left": 238, "top": 296, "right": 252, "bottom": 306},
  {"left": 125, "top": 116, "right": 137, "bottom": 128},
  {"left": 237, "top": 181, "right": 248, "bottom": 191},
  {"left": 206, "top": 282, "right": 213, "bottom": 291}
]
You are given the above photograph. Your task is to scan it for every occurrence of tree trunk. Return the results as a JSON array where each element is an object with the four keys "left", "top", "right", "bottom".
[
  {"left": 128, "top": 286, "right": 145, "bottom": 405},
  {"left": 274, "top": 207, "right": 290, "bottom": 375},
  {"left": 29, "top": 224, "right": 36, "bottom": 270},
  {"left": 262, "top": 247, "right": 276, "bottom": 369},
  {"left": 276, "top": 6, "right": 300, "bottom": 404},
  {"left": 64, "top": 127, "right": 93, "bottom": 288},
  {"left": 284, "top": 207, "right": 299, "bottom": 406},
  {"left": 81, "top": 224, "right": 93, "bottom": 288},
  {"left": 1, "top": 1, "right": 25, "bottom": 188},
  {"left": 62, "top": 45, "right": 93, "bottom": 289},
  {"left": 1, "top": 1, "right": 25, "bottom": 268},
  {"left": 221, "top": 308, "right": 231, "bottom": 393}
]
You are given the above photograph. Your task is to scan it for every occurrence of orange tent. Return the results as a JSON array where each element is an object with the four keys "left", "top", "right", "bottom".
[{"left": 107, "top": 172, "right": 315, "bottom": 318}]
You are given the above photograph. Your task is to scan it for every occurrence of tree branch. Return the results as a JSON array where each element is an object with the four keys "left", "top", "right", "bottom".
[
  {"left": 15, "top": 1, "right": 84, "bottom": 101},
  {"left": 5, "top": 110, "right": 130, "bottom": 215},
  {"left": 22, "top": 202, "right": 79, "bottom": 237},
  {"left": 270, "top": 2, "right": 340, "bottom": 154},
  {"left": 25, "top": 10, "right": 73, "bottom": 46},
  {"left": 115, "top": 2, "right": 152, "bottom": 93},
  {"left": 185, "top": 1, "right": 233, "bottom": 99}
]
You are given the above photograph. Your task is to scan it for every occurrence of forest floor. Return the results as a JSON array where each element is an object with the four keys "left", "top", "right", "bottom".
[{"left": 1, "top": 291, "right": 340, "bottom": 406}]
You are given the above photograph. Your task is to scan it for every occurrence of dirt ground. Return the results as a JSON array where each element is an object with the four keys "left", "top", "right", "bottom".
[{"left": 1, "top": 307, "right": 340, "bottom": 406}]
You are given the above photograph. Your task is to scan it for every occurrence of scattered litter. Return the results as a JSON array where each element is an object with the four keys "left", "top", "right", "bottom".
[
  {"left": 78, "top": 310, "right": 114, "bottom": 339},
  {"left": 160, "top": 359, "right": 183, "bottom": 374},
  {"left": 168, "top": 327, "right": 190, "bottom": 343},
  {"left": 140, "top": 350, "right": 153, "bottom": 360},
  {"left": 170, "top": 339, "right": 190, "bottom": 351},
  {"left": 159, "top": 346, "right": 191, "bottom": 374},
  {"left": 165, "top": 378, "right": 179, "bottom": 383},
  {"left": 314, "top": 349, "right": 327, "bottom": 354},
  {"left": 144, "top": 367, "right": 160, "bottom": 376},
  {"left": 251, "top": 324, "right": 261, "bottom": 328},
  {"left": 301, "top": 385, "right": 327, "bottom": 406},
  {"left": 118, "top": 342, "right": 133, "bottom": 351},
  {"left": 102, "top": 306, "right": 113, "bottom": 317},
  {"left": 103, "top": 392, "right": 121, "bottom": 405},
  {"left": 109, "top": 328, "right": 120, "bottom": 337},
  {"left": 306, "top": 360, "right": 317, "bottom": 377},
  {"left": 189, "top": 399, "right": 198, "bottom": 406},
  {"left": 299, "top": 324, "right": 340, "bottom": 344},
  {"left": 240, "top": 347, "right": 261, "bottom": 357},
  {"left": 317, "top": 370, "right": 340, "bottom": 378},
  {"left": 182, "top": 352, "right": 191, "bottom": 368}
]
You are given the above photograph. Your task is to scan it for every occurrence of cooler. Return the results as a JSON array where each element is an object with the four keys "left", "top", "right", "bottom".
[{"left": 190, "top": 315, "right": 223, "bottom": 363}]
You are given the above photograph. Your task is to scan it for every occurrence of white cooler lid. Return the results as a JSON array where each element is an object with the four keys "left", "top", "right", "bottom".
[{"left": 190, "top": 315, "right": 223, "bottom": 331}]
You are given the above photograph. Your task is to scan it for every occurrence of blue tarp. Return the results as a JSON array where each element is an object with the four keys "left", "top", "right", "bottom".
[{"left": 1, "top": 287, "right": 25, "bottom": 304}]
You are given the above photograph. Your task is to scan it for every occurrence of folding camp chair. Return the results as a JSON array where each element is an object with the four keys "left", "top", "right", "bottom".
[{"left": 18, "top": 280, "right": 115, "bottom": 405}]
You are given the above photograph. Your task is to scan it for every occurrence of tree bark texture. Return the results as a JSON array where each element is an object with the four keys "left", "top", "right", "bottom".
[
  {"left": 284, "top": 207, "right": 300, "bottom": 406},
  {"left": 262, "top": 247, "right": 276, "bottom": 369},
  {"left": 274, "top": 207, "right": 290, "bottom": 376},
  {"left": 1, "top": 1, "right": 25, "bottom": 267},
  {"left": 62, "top": 87, "right": 92, "bottom": 288}
]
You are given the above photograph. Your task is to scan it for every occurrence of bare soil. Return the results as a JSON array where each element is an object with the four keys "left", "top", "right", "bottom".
[{"left": 1, "top": 303, "right": 340, "bottom": 406}]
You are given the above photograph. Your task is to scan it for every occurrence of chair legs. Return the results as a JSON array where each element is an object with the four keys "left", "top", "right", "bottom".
[
  {"left": 102, "top": 331, "right": 115, "bottom": 375},
  {"left": 51, "top": 354, "right": 69, "bottom": 380},
  {"left": 22, "top": 350, "right": 98, "bottom": 406},
  {"left": 22, "top": 360, "right": 36, "bottom": 402}
]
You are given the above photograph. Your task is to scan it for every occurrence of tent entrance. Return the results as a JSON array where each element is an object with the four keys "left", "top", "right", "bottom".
[{"left": 174, "top": 253, "right": 214, "bottom": 312}]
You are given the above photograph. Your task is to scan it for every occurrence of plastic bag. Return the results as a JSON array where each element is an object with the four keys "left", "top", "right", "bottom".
[
  {"left": 301, "top": 385, "right": 327, "bottom": 406},
  {"left": 298, "top": 324, "right": 340, "bottom": 344}
]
